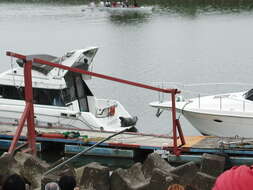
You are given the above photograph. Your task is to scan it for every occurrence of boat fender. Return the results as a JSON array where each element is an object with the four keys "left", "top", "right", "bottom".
[
  {"left": 109, "top": 105, "right": 116, "bottom": 116},
  {"left": 119, "top": 116, "right": 138, "bottom": 127}
]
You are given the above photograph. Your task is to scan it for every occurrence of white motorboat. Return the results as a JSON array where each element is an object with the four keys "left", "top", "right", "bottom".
[
  {"left": 97, "top": 4, "right": 153, "bottom": 14},
  {"left": 1, "top": 47, "right": 137, "bottom": 132},
  {"left": 150, "top": 89, "right": 253, "bottom": 137}
]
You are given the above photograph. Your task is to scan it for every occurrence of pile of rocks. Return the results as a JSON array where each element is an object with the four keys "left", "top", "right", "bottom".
[{"left": 0, "top": 152, "right": 226, "bottom": 190}]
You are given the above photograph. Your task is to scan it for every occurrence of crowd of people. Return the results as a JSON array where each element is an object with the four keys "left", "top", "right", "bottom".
[
  {"left": 2, "top": 164, "right": 253, "bottom": 190},
  {"left": 0, "top": 174, "right": 79, "bottom": 190},
  {"left": 100, "top": 0, "right": 138, "bottom": 8}
]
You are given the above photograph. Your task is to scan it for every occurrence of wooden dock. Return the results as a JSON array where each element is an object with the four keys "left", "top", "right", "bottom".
[{"left": 1, "top": 125, "right": 253, "bottom": 164}]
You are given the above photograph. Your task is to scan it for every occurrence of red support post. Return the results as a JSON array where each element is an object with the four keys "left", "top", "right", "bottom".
[
  {"left": 8, "top": 104, "right": 30, "bottom": 154},
  {"left": 24, "top": 61, "right": 36, "bottom": 155},
  {"left": 176, "top": 119, "right": 186, "bottom": 146},
  {"left": 7, "top": 58, "right": 36, "bottom": 156},
  {"left": 171, "top": 92, "right": 179, "bottom": 155}
]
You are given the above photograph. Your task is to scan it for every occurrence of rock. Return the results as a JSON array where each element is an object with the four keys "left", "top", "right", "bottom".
[
  {"left": 79, "top": 162, "right": 110, "bottom": 190},
  {"left": 111, "top": 162, "right": 149, "bottom": 190},
  {"left": 147, "top": 168, "right": 179, "bottom": 190},
  {"left": 52, "top": 166, "right": 76, "bottom": 178},
  {"left": 14, "top": 152, "right": 33, "bottom": 165},
  {"left": 170, "top": 161, "right": 199, "bottom": 185},
  {"left": 142, "top": 153, "right": 174, "bottom": 179},
  {"left": 200, "top": 153, "right": 225, "bottom": 177},
  {"left": 0, "top": 152, "right": 21, "bottom": 176},
  {"left": 75, "top": 165, "right": 86, "bottom": 185},
  {"left": 190, "top": 172, "right": 216, "bottom": 190},
  {"left": 20, "top": 154, "right": 50, "bottom": 189}
]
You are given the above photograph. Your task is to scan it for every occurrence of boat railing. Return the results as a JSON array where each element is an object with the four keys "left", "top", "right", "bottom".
[
  {"left": 196, "top": 94, "right": 252, "bottom": 112},
  {"left": 6, "top": 51, "right": 184, "bottom": 156},
  {"left": 153, "top": 82, "right": 253, "bottom": 113}
]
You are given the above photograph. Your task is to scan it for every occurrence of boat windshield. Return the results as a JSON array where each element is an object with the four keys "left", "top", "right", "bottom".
[
  {"left": 245, "top": 89, "right": 253, "bottom": 101},
  {"left": 0, "top": 85, "right": 65, "bottom": 106}
]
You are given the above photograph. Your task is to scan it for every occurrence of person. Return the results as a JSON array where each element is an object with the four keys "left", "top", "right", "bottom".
[
  {"left": 122, "top": 0, "right": 129, "bottom": 7},
  {"left": 133, "top": 0, "right": 138, "bottom": 7},
  {"left": 105, "top": 0, "right": 111, "bottom": 7},
  {"left": 45, "top": 182, "right": 60, "bottom": 190},
  {"left": 2, "top": 174, "right": 26, "bottom": 190},
  {"left": 168, "top": 184, "right": 185, "bottom": 190},
  {"left": 212, "top": 165, "right": 253, "bottom": 190},
  {"left": 58, "top": 175, "right": 77, "bottom": 190}
]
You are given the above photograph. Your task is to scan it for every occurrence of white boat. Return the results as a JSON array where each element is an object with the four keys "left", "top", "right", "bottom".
[
  {"left": 98, "top": 6, "right": 153, "bottom": 13},
  {"left": 150, "top": 90, "right": 253, "bottom": 137},
  {"left": 1, "top": 47, "right": 137, "bottom": 132}
]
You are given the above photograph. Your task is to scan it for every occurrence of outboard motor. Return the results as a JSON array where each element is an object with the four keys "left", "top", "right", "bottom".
[{"left": 119, "top": 116, "right": 138, "bottom": 132}]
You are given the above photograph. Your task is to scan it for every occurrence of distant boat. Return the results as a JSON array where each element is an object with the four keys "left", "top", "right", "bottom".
[
  {"left": 98, "top": 6, "right": 153, "bottom": 13},
  {"left": 150, "top": 90, "right": 253, "bottom": 138}
]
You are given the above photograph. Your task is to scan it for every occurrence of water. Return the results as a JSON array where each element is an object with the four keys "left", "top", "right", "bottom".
[{"left": 1, "top": 0, "right": 253, "bottom": 138}]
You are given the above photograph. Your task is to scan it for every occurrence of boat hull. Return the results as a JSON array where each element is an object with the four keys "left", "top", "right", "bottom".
[
  {"left": 183, "top": 110, "right": 253, "bottom": 137},
  {"left": 98, "top": 6, "right": 152, "bottom": 13}
]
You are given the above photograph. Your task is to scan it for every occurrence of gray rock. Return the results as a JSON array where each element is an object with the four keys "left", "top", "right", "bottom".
[
  {"left": 147, "top": 168, "right": 179, "bottom": 190},
  {"left": 20, "top": 154, "right": 50, "bottom": 189},
  {"left": 200, "top": 153, "right": 225, "bottom": 177},
  {"left": 191, "top": 172, "right": 216, "bottom": 190},
  {"left": 0, "top": 152, "right": 21, "bottom": 176},
  {"left": 170, "top": 161, "right": 199, "bottom": 185},
  {"left": 111, "top": 162, "right": 149, "bottom": 190},
  {"left": 142, "top": 153, "right": 174, "bottom": 179},
  {"left": 79, "top": 162, "right": 110, "bottom": 190},
  {"left": 75, "top": 165, "right": 86, "bottom": 185}
]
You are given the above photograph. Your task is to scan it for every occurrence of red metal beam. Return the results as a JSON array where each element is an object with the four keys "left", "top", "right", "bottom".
[
  {"left": 33, "top": 58, "right": 180, "bottom": 94},
  {"left": 6, "top": 52, "right": 26, "bottom": 60}
]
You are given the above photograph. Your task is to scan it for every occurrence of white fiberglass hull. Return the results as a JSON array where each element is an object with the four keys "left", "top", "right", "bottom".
[
  {"left": 0, "top": 99, "right": 131, "bottom": 132},
  {"left": 182, "top": 110, "right": 253, "bottom": 137}
]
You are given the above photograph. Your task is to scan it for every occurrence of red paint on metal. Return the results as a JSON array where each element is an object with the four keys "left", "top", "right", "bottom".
[
  {"left": 24, "top": 61, "right": 36, "bottom": 155},
  {"left": 176, "top": 119, "right": 186, "bottom": 145},
  {"left": 33, "top": 58, "right": 180, "bottom": 94},
  {"left": 108, "top": 142, "right": 140, "bottom": 148},
  {"left": 8, "top": 104, "right": 30, "bottom": 154},
  {"left": 6, "top": 56, "right": 37, "bottom": 156}
]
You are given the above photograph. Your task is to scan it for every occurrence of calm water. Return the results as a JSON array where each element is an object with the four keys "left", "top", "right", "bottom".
[{"left": 1, "top": 0, "right": 253, "bottom": 137}]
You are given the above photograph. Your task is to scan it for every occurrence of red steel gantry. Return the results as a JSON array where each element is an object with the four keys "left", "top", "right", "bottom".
[{"left": 6, "top": 51, "right": 185, "bottom": 156}]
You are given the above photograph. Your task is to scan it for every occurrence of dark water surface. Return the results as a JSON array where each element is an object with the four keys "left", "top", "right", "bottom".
[{"left": 1, "top": 0, "right": 253, "bottom": 138}]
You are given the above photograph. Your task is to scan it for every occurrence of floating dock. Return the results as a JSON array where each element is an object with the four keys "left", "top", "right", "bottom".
[{"left": 1, "top": 125, "right": 253, "bottom": 165}]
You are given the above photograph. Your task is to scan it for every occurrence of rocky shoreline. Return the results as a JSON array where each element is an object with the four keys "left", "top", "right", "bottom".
[{"left": 0, "top": 152, "right": 226, "bottom": 190}]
